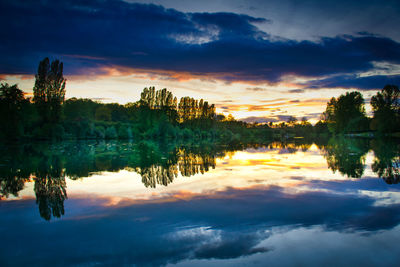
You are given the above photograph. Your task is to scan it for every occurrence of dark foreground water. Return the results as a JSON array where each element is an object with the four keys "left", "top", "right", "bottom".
[{"left": 0, "top": 138, "right": 400, "bottom": 266}]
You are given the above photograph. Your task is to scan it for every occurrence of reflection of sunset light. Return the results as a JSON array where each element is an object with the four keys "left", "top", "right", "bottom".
[
  {"left": 9, "top": 146, "right": 390, "bottom": 207},
  {"left": 225, "top": 146, "right": 326, "bottom": 170}
]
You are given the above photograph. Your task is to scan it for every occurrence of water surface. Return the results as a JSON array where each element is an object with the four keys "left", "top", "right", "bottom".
[{"left": 1, "top": 138, "right": 400, "bottom": 266}]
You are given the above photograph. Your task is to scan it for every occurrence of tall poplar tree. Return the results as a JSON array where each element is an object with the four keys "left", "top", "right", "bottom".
[{"left": 33, "top": 58, "right": 66, "bottom": 123}]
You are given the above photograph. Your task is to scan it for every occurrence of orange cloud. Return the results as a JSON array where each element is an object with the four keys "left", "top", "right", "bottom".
[
  {"left": 85, "top": 184, "right": 283, "bottom": 207},
  {"left": 216, "top": 98, "right": 328, "bottom": 113},
  {"left": 64, "top": 65, "right": 310, "bottom": 86},
  {"left": 0, "top": 74, "right": 34, "bottom": 81}
]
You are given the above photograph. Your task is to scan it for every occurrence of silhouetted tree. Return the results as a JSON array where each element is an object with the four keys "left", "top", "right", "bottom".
[
  {"left": 314, "top": 120, "right": 329, "bottom": 135},
  {"left": 324, "top": 91, "right": 368, "bottom": 134},
  {"left": 370, "top": 84, "right": 400, "bottom": 133},
  {"left": 0, "top": 83, "right": 27, "bottom": 139},
  {"left": 95, "top": 106, "right": 111, "bottom": 121},
  {"left": 63, "top": 98, "right": 98, "bottom": 121},
  {"left": 178, "top": 96, "right": 215, "bottom": 123},
  {"left": 33, "top": 57, "right": 66, "bottom": 124},
  {"left": 287, "top": 116, "right": 297, "bottom": 126},
  {"left": 140, "top": 87, "right": 178, "bottom": 123}
]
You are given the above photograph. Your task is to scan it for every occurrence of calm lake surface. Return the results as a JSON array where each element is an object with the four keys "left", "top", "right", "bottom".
[{"left": 1, "top": 138, "right": 400, "bottom": 266}]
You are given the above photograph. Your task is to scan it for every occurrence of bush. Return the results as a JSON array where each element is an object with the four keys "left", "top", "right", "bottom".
[
  {"left": 105, "top": 126, "right": 118, "bottom": 139},
  {"left": 231, "top": 133, "right": 241, "bottom": 143},
  {"left": 118, "top": 125, "right": 133, "bottom": 139},
  {"left": 193, "top": 128, "right": 201, "bottom": 139},
  {"left": 143, "top": 127, "right": 158, "bottom": 139},
  {"left": 52, "top": 124, "right": 65, "bottom": 140},
  {"left": 32, "top": 123, "right": 65, "bottom": 140},
  {"left": 220, "top": 129, "right": 233, "bottom": 141},
  {"left": 181, "top": 128, "right": 193, "bottom": 139},
  {"left": 86, "top": 123, "right": 97, "bottom": 139},
  {"left": 161, "top": 123, "right": 177, "bottom": 139},
  {"left": 95, "top": 126, "right": 105, "bottom": 139}
]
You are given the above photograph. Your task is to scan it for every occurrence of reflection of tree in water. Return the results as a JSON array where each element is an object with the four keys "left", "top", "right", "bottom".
[
  {"left": 0, "top": 144, "right": 68, "bottom": 220},
  {"left": 322, "top": 138, "right": 369, "bottom": 178},
  {"left": 0, "top": 145, "right": 32, "bottom": 199},
  {"left": 34, "top": 176, "right": 67, "bottom": 221},
  {"left": 34, "top": 155, "right": 67, "bottom": 221},
  {"left": 371, "top": 139, "right": 400, "bottom": 184},
  {"left": 0, "top": 176, "right": 27, "bottom": 199},
  {"left": 136, "top": 164, "right": 178, "bottom": 188},
  {"left": 0, "top": 141, "right": 222, "bottom": 194},
  {"left": 3, "top": 139, "right": 397, "bottom": 221},
  {"left": 135, "top": 146, "right": 217, "bottom": 188},
  {"left": 373, "top": 158, "right": 400, "bottom": 184},
  {"left": 178, "top": 149, "right": 216, "bottom": 176},
  {"left": 268, "top": 141, "right": 312, "bottom": 153},
  {"left": 64, "top": 143, "right": 97, "bottom": 179},
  {"left": 132, "top": 141, "right": 178, "bottom": 188}
]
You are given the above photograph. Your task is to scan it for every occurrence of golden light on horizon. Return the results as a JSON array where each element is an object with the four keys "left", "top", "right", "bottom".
[{"left": 1, "top": 71, "right": 378, "bottom": 123}]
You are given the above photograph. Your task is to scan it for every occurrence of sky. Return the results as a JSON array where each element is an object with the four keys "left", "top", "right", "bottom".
[{"left": 1, "top": 0, "right": 400, "bottom": 123}]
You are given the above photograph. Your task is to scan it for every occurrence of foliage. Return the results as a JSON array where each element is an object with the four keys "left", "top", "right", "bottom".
[
  {"left": 95, "top": 106, "right": 111, "bottom": 121},
  {"left": 1, "top": 137, "right": 398, "bottom": 222},
  {"left": 323, "top": 91, "right": 368, "bottom": 134},
  {"left": 105, "top": 126, "right": 118, "bottom": 139},
  {"left": 33, "top": 57, "right": 66, "bottom": 124},
  {"left": 64, "top": 98, "right": 98, "bottom": 121},
  {"left": 0, "top": 83, "right": 27, "bottom": 139},
  {"left": 322, "top": 137, "right": 369, "bottom": 178},
  {"left": 3, "top": 59, "right": 400, "bottom": 142},
  {"left": 370, "top": 85, "right": 400, "bottom": 133},
  {"left": 371, "top": 138, "right": 400, "bottom": 184}
]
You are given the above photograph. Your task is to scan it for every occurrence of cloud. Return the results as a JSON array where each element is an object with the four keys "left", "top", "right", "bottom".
[
  {"left": 241, "top": 116, "right": 279, "bottom": 123},
  {"left": 246, "top": 87, "right": 267, "bottom": 91},
  {"left": 216, "top": 98, "right": 328, "bottom": 118},
  {"left": 304, "top": 74, "right": 400, "bottom": 90},
  {"left": 242, "top": 114, "right": 323, "bottom": 123},
  {"left": 277, "top": 115, "right": 295, "bottom": 121},
  {"left": 1, "top": 0, "right": 400, "bottom": 88},
  {"left": 87, "top": 97, "right": 112, "bottom": 101},
  {"left": 288, "top": 89, "right": 305, "bottom": 93},
  {"left": 241, "top": 114, "right": 307, "bottom": 123}
]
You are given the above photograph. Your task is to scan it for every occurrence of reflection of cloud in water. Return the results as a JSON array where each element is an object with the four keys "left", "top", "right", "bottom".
[
  {"left": 166, "top": 227, "right": 271, "bottom": 260},
  {"left": 2, "top": 184, "right": 400, "bottom": 266}
]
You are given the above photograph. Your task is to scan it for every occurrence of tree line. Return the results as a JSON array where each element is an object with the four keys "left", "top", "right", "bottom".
[
  {"left": 0, "top": 58, "right": 274, "bottom": 142},
  {"left": 319, "top": 86, "right": 400, "bottom": 135},
  {"left": 0, "top": 58, "right": 221, "bottom": 141},
  {"left": 0, "top": 58, "right": 399, "bottom": 142}
]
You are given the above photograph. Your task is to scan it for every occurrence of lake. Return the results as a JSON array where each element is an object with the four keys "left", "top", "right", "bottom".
[{"left": 1, "top": 138, "right": 400, "bottom": 266}]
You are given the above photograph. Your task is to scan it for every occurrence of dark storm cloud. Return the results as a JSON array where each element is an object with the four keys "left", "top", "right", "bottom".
[
  {"left": 304, "top": 74, "right": 400, "bottom": 90},
  {"left": 242, "top": 116, "right": 279, "bottom": 123},
  {"left": 1, "top": 0, "right": 400, "bottom": 88},
  {"left": 131, "top": 0, "right": 400, "bottom": 42}
]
